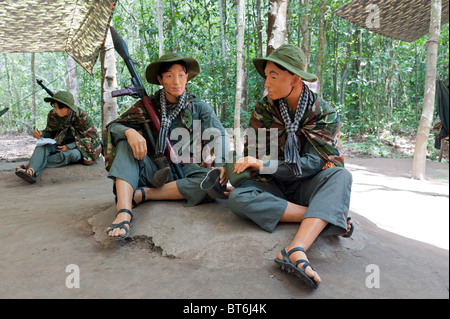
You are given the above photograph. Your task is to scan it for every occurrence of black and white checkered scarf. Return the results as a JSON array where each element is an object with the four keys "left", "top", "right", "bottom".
[
  {"left": 157, "top": 88, "right": 188, "bottom": 155},
  {"left": 278, "top": 83, "right": 312, "bottom": 177}
]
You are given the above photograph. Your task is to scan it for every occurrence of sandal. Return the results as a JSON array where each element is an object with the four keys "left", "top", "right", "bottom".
[
  {"left": 274, "top": 247, "right": 318, "bottom": 289},
  {"left": 132, "top": 187, "right": 146, "bottom": 208},
  {"left": 15, "top": 164, "right": 27, "bottom": 171},
  {"left": 342, "top": 217, "right": 354, "bottom": 238},
  {"left": 106, "top": 208, "right": 134, "bottom": 240},
  {"left": 15, "top": 168, "right": 36, "bottom": 184},
  {"left": 114, "top": 187, "right": 146, "bottom": 208}
]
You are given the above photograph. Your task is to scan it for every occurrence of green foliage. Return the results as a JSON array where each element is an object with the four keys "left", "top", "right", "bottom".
[{"left": 0, "top": 0, "right": 448, "bottom": 164}]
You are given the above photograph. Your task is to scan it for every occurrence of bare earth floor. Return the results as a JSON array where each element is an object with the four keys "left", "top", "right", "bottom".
[{"left": 0, "top": 135, "right": 448, "bottom": 300}]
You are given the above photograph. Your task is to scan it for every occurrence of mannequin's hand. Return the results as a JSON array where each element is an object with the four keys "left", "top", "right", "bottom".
[{"left": 125, "top": 128, "right": 147, "bottom": 160}]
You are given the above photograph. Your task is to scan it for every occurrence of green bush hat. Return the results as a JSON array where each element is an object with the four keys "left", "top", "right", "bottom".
[
  {"left": 44, "top": 91, "right": 77, "bottom": 111},
  {"left": 145, "top": 52, "right": 200, "bottom": 85},
  {"left": 252, "top": 44, "right": 318, "bottom": 82}
]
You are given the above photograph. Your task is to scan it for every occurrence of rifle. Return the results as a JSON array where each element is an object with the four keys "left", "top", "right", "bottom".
[
  {"left": 109, "top": 27, "right": 185, "bottom": 179},
  {"left": 36, "top": 79, "right": 54, "bottom": 97}
]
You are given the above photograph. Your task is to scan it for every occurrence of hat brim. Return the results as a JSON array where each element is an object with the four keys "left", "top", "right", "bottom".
[
  {"left": 44, "top": 96, "right": 77, "bottom": 111},
  {"left": 253, "top": 57, "right": 318, "bottom": 82},
  {"left": 146, "top": 57, "right": 200, "bottom": 85}
]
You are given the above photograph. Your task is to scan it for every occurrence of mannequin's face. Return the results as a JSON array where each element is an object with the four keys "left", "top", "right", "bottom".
[{"left": 157, "top": 63, "right": 188, "bottom": 103}]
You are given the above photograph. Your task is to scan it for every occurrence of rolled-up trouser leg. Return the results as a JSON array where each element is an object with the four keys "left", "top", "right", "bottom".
[
  {"left": 108, "top": 140, "right": 159, "bottom": 190},
  {"left": 228, "top": 180, "right": 288, "bottom": 232},
  {"left": 294, "top": 167, "right": 353, "bottom": 236}
]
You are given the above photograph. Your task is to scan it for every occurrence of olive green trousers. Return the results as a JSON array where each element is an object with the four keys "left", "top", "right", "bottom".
[
  {"left": 29, "top": 144, "right": 82, "bottom": 176},
  {"left": 228, "top": 167, "right": 352, "bottom": 234},
  {"left": 108, "top": 140, "right": 212, "bottom": 207}
]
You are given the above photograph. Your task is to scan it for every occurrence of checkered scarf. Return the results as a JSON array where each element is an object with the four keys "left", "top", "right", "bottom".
[
  {"left": 157, "top": 88, "right": 188, "bottom": 154},
  {"left": 278, "top": 83, "right": 312, "bottom": 177}
]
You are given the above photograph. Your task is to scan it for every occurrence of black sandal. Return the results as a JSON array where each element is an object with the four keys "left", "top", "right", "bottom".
[
  {"left": 132, "top": 187, "right": 146, "bottom": 208},
  {"left": 15, "top": 168, "right": 36, "bottom": 184},
  {"left": 274, "top": 247, "right": 318, "bottom": 289},
  {"left": 106, "top": 209, "right": 134, "bottom": 240},
  {"left": 114, "top": 187, "right": 146, "bottom": 208},
  {"left": 342, "top": 217, "right": 355, "bottom": 238}
]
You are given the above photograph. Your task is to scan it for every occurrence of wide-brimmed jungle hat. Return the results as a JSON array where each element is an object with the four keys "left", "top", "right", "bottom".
[
  {"left": 44, "top": 90, "right": 77, "bottom": 111},
  {"left": 252, "top": 44, "right": 318, "bottom": 82},
  {"left": 145, "top": 52, "right": 200, "bottom": 85}
]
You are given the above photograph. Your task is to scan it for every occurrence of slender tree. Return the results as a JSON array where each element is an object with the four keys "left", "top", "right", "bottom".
[
  {"left": 101, "top": 28, "right": 118, "bottom": 131},
  {"left": 67, "top": 56, "right": 80, "bottom": 107},
  {"left": 266, "top": 0, "right": 288, "bottom": 55},
  {"left": 235, "top": 0, "right": 246, "bottom": 151},
  {"left": 31, "top": 53, "right": 36, "bottom": 128},
  {"left": 157, "top": 0, "right": 164, "bottom": 56},
  {"left": 412, "top": 0, "right": 442, "bottom": 179}
]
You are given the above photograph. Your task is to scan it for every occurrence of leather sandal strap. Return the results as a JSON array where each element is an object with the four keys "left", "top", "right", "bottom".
[
  {"left": 132, "top": 188, "right": 146, "bottom": 207},
  {"left": 106, "top": 221, "right": 131, "bottom": 235},
  {"left": 287, "top": 247, "right": 306, "bottom": 256},
  {"left": 294, "top": 259, "right": 312, "bottom": 271},
  {"left": 116, "top": 208, "right": 133, "bottom": 221}
]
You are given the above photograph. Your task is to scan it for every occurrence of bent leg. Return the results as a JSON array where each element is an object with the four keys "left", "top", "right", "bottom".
[
  {"left": 295, "top": 167, "right": 353, "bottom": 236},
  {"left": 228, "top": 180, "right": 288, "bottom": 232},
  {"left": 107, "top": 140, "right": 147, "bottom": 238}
]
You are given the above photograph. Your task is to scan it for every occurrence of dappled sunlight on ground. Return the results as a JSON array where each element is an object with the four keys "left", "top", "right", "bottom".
[{"left": 346, "top": 159, "right": 449, "bottom": 250}]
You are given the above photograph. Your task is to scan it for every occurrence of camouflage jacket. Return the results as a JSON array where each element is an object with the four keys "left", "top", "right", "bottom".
[
  {"left": 246, "top": 92, "right": 345, "bottom": 169},
  {"left": 103, "top": 90, "right": 225, "bottom": 172},
  {"left": 43, "top": 107, "right": 102, "bottom": 165}
]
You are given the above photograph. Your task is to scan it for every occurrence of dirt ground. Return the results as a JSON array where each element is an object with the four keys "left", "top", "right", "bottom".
[{"left": 0, "top": 135, "right": 448, "bottom": 301}]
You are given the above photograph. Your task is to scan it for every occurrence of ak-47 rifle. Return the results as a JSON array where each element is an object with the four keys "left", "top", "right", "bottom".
[
  {"left": 36, "top": 79, "right": 54, "bottom": 97},
  {"left": 109, "top": 27, "right": 185, "bottom": 179}
]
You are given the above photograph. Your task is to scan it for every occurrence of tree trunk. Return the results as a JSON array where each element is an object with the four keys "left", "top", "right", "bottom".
[
  {"left": 67, "top": 55, "right": 80, "bottom": 107},
  {"left": 412, "top": 0, "right": 442, "bottom": 180},
  {"left": 299, "top": 0, "right": 310, "bottom": 70},
  {"left": 31, "top": 53, "right": 36, "bottom": 129},
  {"left": 235, "top": 0, "right": 245, "bottom": 152},
  {"left": 219, "top": 0, "right": 228, "bottom": 122},
  {"left": 101, "top": 28, "right": 118, "bottom": 132},
  {"left": 4, "top": 54, "right": 13, "bottom": 128},
  {"left": 317, "top": 0, "right": 327, "bottom": 97},
  {"left": 266, "top": 0, "right": 287, "bottom": 55},
  {"left": 256, "top": 0, "right": 263, "bottom": 57},
  {"left": 157, "top": 0, "right": 164, "bottom": 57}
]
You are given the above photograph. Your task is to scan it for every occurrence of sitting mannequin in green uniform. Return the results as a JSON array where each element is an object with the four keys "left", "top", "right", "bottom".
[
  {"left": 15, "top": 91, "right": 101, "bottom": 183},
  {"left": 227, "top": 45, "right": 354, "bottom": 289},
  {"left": 103, "top": 53, "right": 228, "bottom": 239}
]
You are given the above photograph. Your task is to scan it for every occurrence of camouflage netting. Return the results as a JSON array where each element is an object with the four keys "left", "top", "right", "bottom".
[
  {"left": 334, "top": 0, "right": 449, "bottom": 43},
  {"left": 0, "top": 0, "right": 116, "bottom": 74}
]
